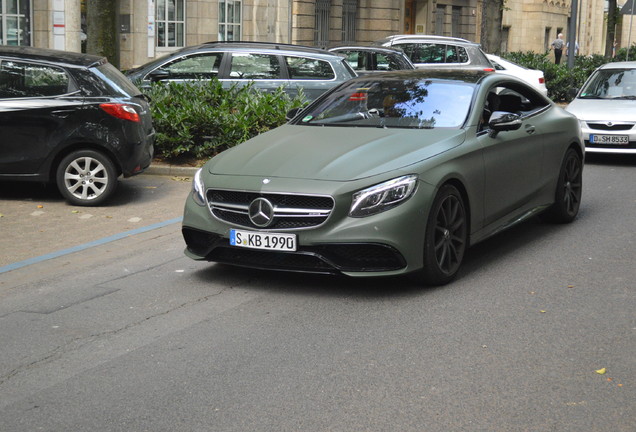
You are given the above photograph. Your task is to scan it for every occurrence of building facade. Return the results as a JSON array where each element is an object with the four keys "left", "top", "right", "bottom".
[{"left": 0, "top": 0, "right": 617, "bottom": 70}]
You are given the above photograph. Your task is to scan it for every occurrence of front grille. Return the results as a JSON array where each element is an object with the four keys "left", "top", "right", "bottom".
[
  {"left": 587, "top": 122, "right": 634, "bottom": 131},
  {"left": 207, "top": 189, "right": 335, "bottom": 230}
]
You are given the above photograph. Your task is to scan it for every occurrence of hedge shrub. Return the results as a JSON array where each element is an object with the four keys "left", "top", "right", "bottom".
[{"left": 145, "top": 80, "right": 306, "bottom": 160}]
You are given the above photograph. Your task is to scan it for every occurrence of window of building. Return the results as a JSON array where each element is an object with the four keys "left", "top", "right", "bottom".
[
  {"left": 0, "top": 0, "right": 31, "bottom": 46},
  {"left": 315, "top": 0, "right": 330, "bottom": 48},
  {"left": 156, "top": 0, "right": 185, "bottom": 48},
  {"left": 451, "top": 6, "right": 462, "bottom": 38},
  {"left": 342, "top": 0, "right": 356, "bottom": 43},
  {"left": 219, "top": 0, "right": 241, "bottom": 41}
]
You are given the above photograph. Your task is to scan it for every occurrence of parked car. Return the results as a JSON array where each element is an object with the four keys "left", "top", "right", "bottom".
[
  {"left": 486, "top": 53, "right": 547, "bottom": 96},
  {"left": 0, "top": 46, "right": 154, "bottom": 206},
  {"left": 182, "top": 69, "right": 583, "bottom": 285},
  {"left": 125, "top": 41, "right": 357, "bottom": 102},
  {"left": 565, "top": 61, "right": 636, "bottom": 154},
  {"left": 328, "top": 45, "right": 415, "bottom": 75},
  {"left": 373, "top": 35, "right": 494, "bottom": 71}
]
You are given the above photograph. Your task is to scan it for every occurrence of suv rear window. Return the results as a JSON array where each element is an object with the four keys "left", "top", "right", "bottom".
[
  {"left": 92, "top": 62, "right": 142, "bottom": 97},
  {"left": 398, "top": 43, "right": 469, "bottom": 64}
]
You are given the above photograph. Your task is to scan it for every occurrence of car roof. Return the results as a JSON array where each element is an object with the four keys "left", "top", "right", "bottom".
[
  {"left": 190, "top": 41, "right": 340, "bottom": 57},
  {"left": 329, "top": 45, "right": 407, "bottom": 55},
  {"left": 348, "top": 68, "right": 494, "bottom": 84},
  {"left": 374, "top": 34, "right": 476, "bottom": 45},
  {"left": 598, "top": 61, "right": 636, "bottom": 70},
  {"left": 0, "top": 46, "right": 105, "bottom": 68}
]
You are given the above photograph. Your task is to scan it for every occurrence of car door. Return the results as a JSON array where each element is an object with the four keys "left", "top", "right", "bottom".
[
  {"left": 0, "top": 58, "right": 84, "bottom": 176},
  {"left": 478, "top": 85, "right": 546, "bottom": 225}
]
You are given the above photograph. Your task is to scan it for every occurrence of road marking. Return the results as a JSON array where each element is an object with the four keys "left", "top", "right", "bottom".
[{"left": 0, "top": 217, "right": 182, "bottom": 274}]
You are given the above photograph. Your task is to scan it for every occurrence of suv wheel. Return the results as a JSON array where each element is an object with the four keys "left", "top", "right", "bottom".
[{"left": 56, "top": 150, "right": 118, "bottom": 206}]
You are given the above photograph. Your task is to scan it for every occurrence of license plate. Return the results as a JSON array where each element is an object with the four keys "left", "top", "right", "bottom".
[
  {"left": 590, "top": 134, "right": 629, "bottom": 145},
  {"left": 230, "top": 229, "right": 297, "bottom": 251}
]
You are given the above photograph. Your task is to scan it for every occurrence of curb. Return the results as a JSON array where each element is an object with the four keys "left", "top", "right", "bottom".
[{"left": 143, "top": 164, "right": 200, "bottom": 177}]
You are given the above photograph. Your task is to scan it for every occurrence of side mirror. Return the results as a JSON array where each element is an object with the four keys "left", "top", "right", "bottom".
[
  {"left": 148, "top": 69, "right": 171, "bottom": 83},
  {"left": 488, "top": 111, "right": 522, "bottom": 138},
  {"left": 286, "top": 107, "right": 304, "bottom": 121}
]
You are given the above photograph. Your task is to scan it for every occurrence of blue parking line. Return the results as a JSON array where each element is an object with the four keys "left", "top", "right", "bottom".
[{"left": 0, "top": 217, "right": 183, "bottom": 275}]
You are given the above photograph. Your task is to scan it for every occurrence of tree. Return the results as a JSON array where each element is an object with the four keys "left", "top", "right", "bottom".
[
  {"left": 86, "top": 0, "right": 119, "bottom": 68},
  {"left": 605, "top": 0, "right": 617, "bottom": 58},
  {"left": 480, "top": 0, "right": 504, "bottom": 54}
]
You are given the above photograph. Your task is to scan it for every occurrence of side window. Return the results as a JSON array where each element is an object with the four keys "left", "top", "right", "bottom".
[
  {"left": 0, "top": 60, "right": 72, "bottom": 98},
  {"left": 481, "top": 83, "right": 550, "bottom": 131},
  {"left": 415, "top": 43, "right": 446, "bottom": 64},
  {"left": 341, "top": 51, "right": 365, "bottom": 71},
  {"left": 229, "top": 53, "right": 281, "bottom": 79},
  {"left": 445, "top": 46, "right": 459, "bottom": 63},
  {"left": 285, "top": 56, "right": 335, "bottom": 80},
  {"left": 456, "top": 46, "right": 469, "bottom": 63},
  {"left": 376, "top": 53, "right": 400, "bottom": 71},
  {"left": 162, "top": 54, "right": 222, "bottom": 79}
]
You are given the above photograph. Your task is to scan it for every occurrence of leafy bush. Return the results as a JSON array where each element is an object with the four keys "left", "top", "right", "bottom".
[{"left": 145, "top": 80, "right": 306, "bottom": 160}]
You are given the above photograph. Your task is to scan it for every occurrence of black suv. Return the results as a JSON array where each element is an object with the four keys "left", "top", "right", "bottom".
[
  {"left": 0, "top": 46, "right": 154, "bottom": 206},
  {"left": 374, "top": 35, "right": 493, "bottom": 71},
  {"left": 125, "top": 41, "right": 356, "bottom": 102}
]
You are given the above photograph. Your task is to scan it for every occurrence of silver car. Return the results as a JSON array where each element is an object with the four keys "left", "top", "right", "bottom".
[
  {"left": 566, "top": 61, "right": 636, "bottom": 154},
  {"left": 373, "top": 35, "right": 494, "bottom": 71},
  {"left": 126, "top": 42, "right": 357, "bottom": 102}
]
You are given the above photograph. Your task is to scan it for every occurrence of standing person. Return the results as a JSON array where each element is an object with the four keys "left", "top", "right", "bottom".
[{"left": 551, "top": 33, "right": 565, "bottom": 64}]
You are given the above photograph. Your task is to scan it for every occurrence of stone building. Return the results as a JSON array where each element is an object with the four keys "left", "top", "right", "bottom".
[{"left": 0, "top": 0, "right": 618, "bottom": 70}]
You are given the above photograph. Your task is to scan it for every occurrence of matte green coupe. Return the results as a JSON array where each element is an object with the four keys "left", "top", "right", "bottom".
[{"left": 182, "top": 70, "right": 584, "bottom": 285}]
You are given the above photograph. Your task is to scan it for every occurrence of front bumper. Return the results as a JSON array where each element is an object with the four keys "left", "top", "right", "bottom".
[{"left": 182, "top": 176, "right": 435, "bottom": 277}]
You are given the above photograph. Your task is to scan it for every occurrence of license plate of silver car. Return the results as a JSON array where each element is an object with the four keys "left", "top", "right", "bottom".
[
  {"left": 590, "top": 134, "right": 629, "bottom": 145},
  {"left": 230, "top": 229, "right": 297, "bottom": 251}
]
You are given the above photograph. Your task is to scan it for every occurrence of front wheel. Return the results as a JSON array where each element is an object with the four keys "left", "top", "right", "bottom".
[
  {"left": 418, "top": 184, "right": 468, "bottom": 286},
  {"left": 544, "top": 148, "right": 582, "bottom": 223},
  {"left": 56, "top": 150, "right": 118, "bottom": 206}
]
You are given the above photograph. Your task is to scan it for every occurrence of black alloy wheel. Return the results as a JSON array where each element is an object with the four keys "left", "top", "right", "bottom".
[
  {"left": 420, "top": 184, "right": 468, "bottom": 286},
  {"left": 545, "top": 148, "right": 582, "bottom": 223}
]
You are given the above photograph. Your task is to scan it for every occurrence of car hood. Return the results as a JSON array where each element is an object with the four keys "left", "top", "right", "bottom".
[
  {"left": 207, "top": 125, "right": 466, "bottom": 181},
  {"left": 566, "top": 98, "right": 636, "bottom": 122}
]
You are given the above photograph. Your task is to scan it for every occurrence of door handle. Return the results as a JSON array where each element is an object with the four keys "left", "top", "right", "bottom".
[{"left": 525, "top": 124, "right": 536, "bottom": 135}]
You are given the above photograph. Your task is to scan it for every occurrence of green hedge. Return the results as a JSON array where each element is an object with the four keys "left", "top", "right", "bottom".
[{"left": 145, "top": 80, "right": 306, "bottom": 160}]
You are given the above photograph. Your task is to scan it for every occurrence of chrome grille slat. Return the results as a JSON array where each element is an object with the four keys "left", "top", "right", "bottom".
[{"left": 207, "top": 189, "right": 335, "bottom": 230}]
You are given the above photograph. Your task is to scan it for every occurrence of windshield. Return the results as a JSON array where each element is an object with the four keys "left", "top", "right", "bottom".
[
  {"left": 579, "top": 68, "right": 636, "bottom": 99},
  {"left": 298, "top": 78, "right": 475, "bottom": 129}
]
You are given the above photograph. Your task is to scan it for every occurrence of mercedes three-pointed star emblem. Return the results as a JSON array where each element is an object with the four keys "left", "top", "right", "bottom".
[{"left": 248, "top": 197, "right": 275, "bottom": 227}]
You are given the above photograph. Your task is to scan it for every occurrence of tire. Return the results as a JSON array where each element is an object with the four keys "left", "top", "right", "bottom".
[
  {"left": 544, "top": 148, "right": 582, "bottom": 223},
  {"left": 419, "top": 184, "right": 468, "bottom": 286},
  {"left": 56, "top": 150, "right": 118, "bottom": 206}
]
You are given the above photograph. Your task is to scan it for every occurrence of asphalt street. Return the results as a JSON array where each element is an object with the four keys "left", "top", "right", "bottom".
[{"left": 0, "top": 155, "right": 634, "bottom": 431}]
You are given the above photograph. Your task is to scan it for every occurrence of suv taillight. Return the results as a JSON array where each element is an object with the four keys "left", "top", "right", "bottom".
[{"left": 100, "top": 103, "right": 140, "bottom": 122}]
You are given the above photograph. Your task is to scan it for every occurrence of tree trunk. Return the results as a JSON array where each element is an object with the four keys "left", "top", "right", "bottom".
[
  {"left": 480, "top": 0, "right": 504, "bottom": 54},
  {"left": 605, "top": 0, "right": 617, "bottom": 58},
  {"left": 86, "top": 0, "right": 119, "bottom": 68}
]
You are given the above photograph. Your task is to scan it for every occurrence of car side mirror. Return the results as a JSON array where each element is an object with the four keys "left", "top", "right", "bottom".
[
  {"left": 286, "top": 107, "right": 304, "bottom": 121},
  {"left": 488, "top": 111, "right": 522, "bottom": 138},
  {"left": 148, "top": 69, "right": 171, "bottom": 83}
]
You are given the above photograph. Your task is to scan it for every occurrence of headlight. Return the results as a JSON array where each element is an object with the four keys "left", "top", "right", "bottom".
[
  {"left": 350, "top": 175, "right": 418, "bottom": 217},
  {"left": 192, "top": 168, "right": 206, "bottom": 206}
]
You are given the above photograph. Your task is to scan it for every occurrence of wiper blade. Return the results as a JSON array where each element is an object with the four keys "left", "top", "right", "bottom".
[
  {"left": 578, "top": 95, "right": 601, "bottom": 99},
  {"left": 612, "top": 95, "right": 636, "bottom": 100}
]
